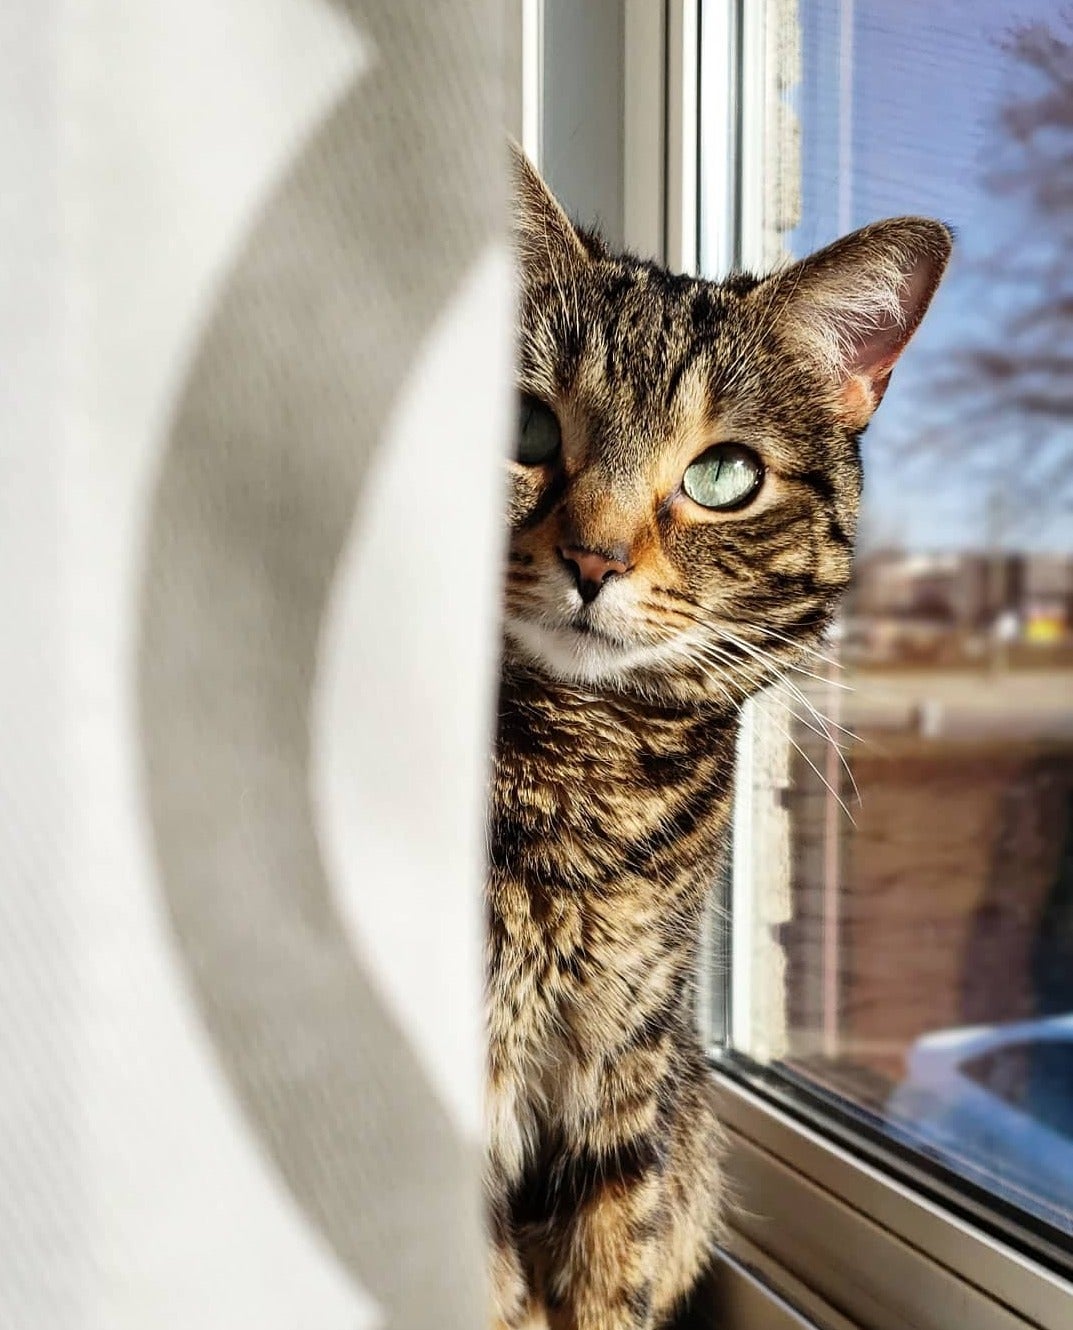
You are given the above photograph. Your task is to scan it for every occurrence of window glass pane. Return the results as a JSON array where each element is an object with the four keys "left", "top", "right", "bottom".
[{"left": 704, "top": 0, "right": 1073, "bottom": 1237}]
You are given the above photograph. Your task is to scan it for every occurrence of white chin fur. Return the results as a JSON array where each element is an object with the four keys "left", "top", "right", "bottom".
[{"left": 505, "top": 617, "right": 682, "bottom": 688}]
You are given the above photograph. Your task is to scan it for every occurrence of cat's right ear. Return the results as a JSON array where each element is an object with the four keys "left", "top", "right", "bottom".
[
  {"left": 509, "top": 140, "right": 589, "bottom": 282},
  {"left": 753, "top": 217, "right": 953, "bottom": 430}
]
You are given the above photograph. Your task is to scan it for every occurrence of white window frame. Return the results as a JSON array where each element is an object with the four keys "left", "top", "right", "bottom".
[{"left": 518, "top": 4, "right": 1073, "bottom": 1325}]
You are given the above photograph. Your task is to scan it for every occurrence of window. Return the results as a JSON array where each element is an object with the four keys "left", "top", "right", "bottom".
[
  {"left": 699, "top": 0, "right": 1073, "bottom": 1324},
  {"left": 524, "top": 2, "right": 1073, "bottom": 1324}
]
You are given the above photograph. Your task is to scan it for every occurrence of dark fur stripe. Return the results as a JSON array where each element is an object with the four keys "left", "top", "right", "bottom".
[{"left": 511, "top": 1134, "right": 663, "bottom": 1230}]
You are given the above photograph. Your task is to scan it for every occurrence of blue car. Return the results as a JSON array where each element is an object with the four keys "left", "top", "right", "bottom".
[{"left": 885, "top": 1015, "right": 1073, "bottom": 1232}]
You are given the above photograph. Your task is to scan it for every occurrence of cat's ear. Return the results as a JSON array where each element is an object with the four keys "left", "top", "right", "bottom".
[
  {"left": 755, "top": 218, "right": 953, "bottom": 428},
  {"left": 509, "top": 139, "right": 589, "bottom": 282}
]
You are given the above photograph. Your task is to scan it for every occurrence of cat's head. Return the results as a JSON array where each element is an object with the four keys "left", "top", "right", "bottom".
[{"left": 505, "top": 145, "right": 951, "bottom": 705}]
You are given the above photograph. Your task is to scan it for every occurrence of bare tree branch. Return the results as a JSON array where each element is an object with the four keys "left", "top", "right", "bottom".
[{"left": 917, "top": 13, "right": 1073, "bottom": 523}]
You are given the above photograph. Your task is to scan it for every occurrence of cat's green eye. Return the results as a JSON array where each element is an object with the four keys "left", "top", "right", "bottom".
[
  {"left": 516, "top": 395, "right": 561, "bottom": 466},
  {"left": 682, "top": 443, "right": 764, "bottom": 511}
]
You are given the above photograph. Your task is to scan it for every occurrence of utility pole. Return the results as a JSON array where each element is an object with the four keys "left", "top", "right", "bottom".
[{"left": 986, "top": 489, "right": 1011, "bottom": 675}]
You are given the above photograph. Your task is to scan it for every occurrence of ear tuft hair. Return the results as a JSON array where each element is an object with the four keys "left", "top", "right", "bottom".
[
  {"left": 509, "top": 140, "right": 589, "bottom": 284},
  {"left": 756, "top": 218, "right": 953, "bottom": 426}
]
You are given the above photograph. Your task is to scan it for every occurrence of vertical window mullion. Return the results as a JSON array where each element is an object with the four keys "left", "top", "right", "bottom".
[
  {"left": 521, "top": 0, "right": 544, "bottom": 164},
  {"left": 664, "top": 0, "right": 701, "bottom": 275},
  {"left": 698, "top": 0, "right": 743, "bottom": 279}
]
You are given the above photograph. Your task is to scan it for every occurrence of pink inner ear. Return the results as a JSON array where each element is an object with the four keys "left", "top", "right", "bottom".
[{"left": 845, "top": 256, "right": 939, "bottom": 386}]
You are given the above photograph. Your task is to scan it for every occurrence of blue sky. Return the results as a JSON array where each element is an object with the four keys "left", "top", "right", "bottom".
[{"left": 789, "top": 0, "right": 1069, "bottom": 553}]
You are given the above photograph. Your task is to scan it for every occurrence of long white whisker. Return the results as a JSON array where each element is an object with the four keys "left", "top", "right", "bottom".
[
  {"left": 757, "top": 691, "right": 863, "bottom": 808},
  {"left": 661, "top": 611, "right": 864, "bottom": 805},
  {"left": 770, "top": 676, "right": 863, "bottom": 746},
  {"left": 786, "top": 661, "right": 853, "bottom": 692},
  {"left": 682, "top": 640, "right": 860, "bottom": 822},
  {"left": 678, "top": 642, "right": 744, "bottom": 711},
  {"left": 732, "top": 618, "right": 845, "bottom": 671},
  {"left": 687, "top": 637, "right": 769, "bottom": 696},
  {"left": 718, "top": 626, "right": 853, "bottom": 693},
  {"left": 763, "top": 711, "right": 858, "bottom": 827}
]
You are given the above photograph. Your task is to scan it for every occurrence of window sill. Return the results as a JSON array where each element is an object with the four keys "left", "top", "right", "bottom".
[
  {"left": 679, "top": 1245, "right": 848, "bottom": 1329},
  {"left": 707, "top": 1062, "right": 1073, "bottom": 1330}
]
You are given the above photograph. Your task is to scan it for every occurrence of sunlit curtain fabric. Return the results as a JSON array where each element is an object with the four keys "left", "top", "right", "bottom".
[{"left": 0, "top": 3, "right": 507, "bottom": 1326}]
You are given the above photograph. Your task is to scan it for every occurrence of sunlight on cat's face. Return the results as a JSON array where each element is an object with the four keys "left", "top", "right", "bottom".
[
  {"left": 504, "top": 383, "right": 789, "bottom": 691},
  {"left": 504, "top": 147, "right": 951, "bottom": 702}
]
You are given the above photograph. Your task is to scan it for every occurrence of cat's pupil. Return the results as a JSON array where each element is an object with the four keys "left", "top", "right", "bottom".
[
  {"left": 682, "top": 442, "right": 763, "bottom": 510},
  {"left": 516, "top": 395, "right": 561, "bottom": 466}
]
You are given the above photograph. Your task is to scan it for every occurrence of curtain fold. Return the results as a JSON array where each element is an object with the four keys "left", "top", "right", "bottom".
[{"left": 1, "top": 3, "right": 507, "bottom": 1325}]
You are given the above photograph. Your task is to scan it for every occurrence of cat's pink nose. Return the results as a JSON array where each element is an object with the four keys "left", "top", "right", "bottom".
[{"left": 559, "top": 545, "right": 630, "bottom": 604}]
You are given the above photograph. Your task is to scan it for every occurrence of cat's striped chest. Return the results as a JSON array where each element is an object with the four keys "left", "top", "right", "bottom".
[{"left": 485, "top": 675, "right": 736, "bottom": 1182}]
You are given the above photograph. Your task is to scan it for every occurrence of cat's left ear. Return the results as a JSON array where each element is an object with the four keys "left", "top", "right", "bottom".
[
  {"left": 509, "top": 139, "right": 590, "bottom": 284},
  {"left": 755, "top": 218, "right": 953, "bottom": 429}
]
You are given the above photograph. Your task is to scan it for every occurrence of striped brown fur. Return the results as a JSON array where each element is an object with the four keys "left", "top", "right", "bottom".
[{"left": 487, "top": 145, "right": 951, "bottom": 1328}]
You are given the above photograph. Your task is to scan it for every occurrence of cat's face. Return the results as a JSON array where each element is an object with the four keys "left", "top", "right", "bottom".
[{"left": 504, "top": 148, "right": 951, "bottom": 704}]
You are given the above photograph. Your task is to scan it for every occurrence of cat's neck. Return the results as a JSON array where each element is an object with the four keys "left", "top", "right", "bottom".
[
  {"left": 495, "top": 654, "right": 740, "bottom": 775},
  {"left": 491, "top": 653, "right": 740, "bottom": 890}
]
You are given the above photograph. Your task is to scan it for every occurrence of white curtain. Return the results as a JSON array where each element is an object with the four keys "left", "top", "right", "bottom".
[{"left": 0, "top": 3, "right": 508, "bottom": 1326}]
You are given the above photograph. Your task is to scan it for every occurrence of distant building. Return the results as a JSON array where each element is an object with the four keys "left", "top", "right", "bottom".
[{"left": 844, "top": 549, "right": 1073, "bottom": 663}]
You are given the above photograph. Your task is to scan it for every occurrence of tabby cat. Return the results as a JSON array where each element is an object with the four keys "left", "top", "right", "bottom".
[{"left": 488, "top": 145, "right": 951, "bottom": 1329}]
